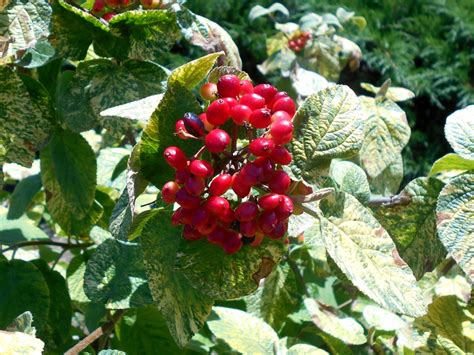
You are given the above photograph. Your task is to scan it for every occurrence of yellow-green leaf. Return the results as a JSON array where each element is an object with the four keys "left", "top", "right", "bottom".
[
  {"left": 361, "top": 82, "right": 415, "bottom": 102},
  {"left": 429, "top": 153, "right": 474, "bottom": 177},
  {"left": 445, "top": 105, "right": 474, "bottom": 160}
]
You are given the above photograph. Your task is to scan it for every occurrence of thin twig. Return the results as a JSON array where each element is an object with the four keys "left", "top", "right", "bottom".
[
  {"left": 52, "top": 249, "right": 67, "bottom": 270},
  {"left": 287, "top": 258, "right": 309, "bottom": 297},
  {"left": 64, "top": 310, "right": 126, "bottom": 355},
  {"left": 368, "top": 194, "right": 411, "bottom": 207},
  {"left": 2, "top": 240, "right": 94, "bottom": 253}
]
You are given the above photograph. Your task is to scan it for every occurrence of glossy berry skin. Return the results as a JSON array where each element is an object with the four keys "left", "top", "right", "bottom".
[
  {"left": 205, "top": 129, "right": 230, "bottom": 153},
  {"left": 183, "top": 225, "right": 203, "bottom": 241},
  {"left": 240, "top": 220, "right": 258, "bottom": 237},
  {"left": 275, "top": 195, "right": 294, "bottom": 220},
  {"left": 268, "top": 170, "right": 291, "bottom": 194},
  {"left": 191, "top": 209, "right": 210, "bottom": 229},
  {"left": 268, "top": 221, "right": 287, "bottom": 239},
  {"left": 104, "top": 0, "right": 120, "bottom": 8},
  {"left": 239, "top": 80, "right": 254, "bottom": 95},
  {"left": 240, "top": 163, "right": 262, "bottom": 186},
  {"left": 258, "top": 210, "right": 278, "bottom": 234},
  {"left": 197, "top": 219, "right": 217, "bottom": 235},
  {"left": 239, "top": 93, "right": 266, "bottom": 110},
  {"left": 161, "top": 181, "right": 179, "bottom": 204},
  {"left": 232, "top": 173, "right": 251, "bottom": 198},
  {"left": 175, "top": 188, "right": 201, "bottom": 209},
  {"left": 175, "top": 169, "right": 190, "bottom": 184},
  {"left": 222, "top": 97, "right": 238, "bottom": 109},
  {"left": 175, "top": 119, "right": 188, "bottom": 140},
  {"left": 258, "top": 193, "right": 281, "bottom": 210},
  {"left": 230, "top": 105, "right": 252, "bottom": 125},
  {"left": 270, "top": 119, "right": 293, "bottom": 139},
  {"left": 249, "top": 108, "right": 272, "bottom": 129},
  {"left": 200, "top": 82, "right": 217, "bottom": 100},
  {"left": 253, "top": 157, "right": 275, "bottom": 183},
  {"left": 217, "top": 74, "right": 241, "bottom": 98},
  {"left": 220, "top": 207, "right": 235, "bottom": 224},
  {"left": 184, "top": 175, "right": 206, "bottom": 196},
  {"left": 206, "top": 99, "right": 230, "bottom": 126},
  {"left": 271, "top": 110, "right": 292, "bottom": 123},
  {"left": 102, "top": 12, "right": 116, "bottom": 21},
  {"left": 164, "top": 146, "right": 187, "bottom": 170},
  {"left": 249, "top": 138, "right": 275, "bottom": 156},
  {"left": 207, "top": 226, "right": 227, "bottom": 245},
  {"left": 189, "top": 160, "right": 213, "bottom": 178},
  {"left": 179, "top": 208, "right": 196, "bottom": 225},
  {"left": 269, "top": 91, "right": 289, "bottom": 109},
  {"left": 171, "top": 208, "right": 183, "bottom": 226},
  {"left": 92, "top": 0, "right": 105, "bottom": 13},
  {"left": 271, "top": 132, "right": 293, "bottom": 145},
  {"left": 183, "top": 112, "right": 205, "bottom": 137},
  {"left": 270, "top": 146, "right": 292, "bottom": 165},
  {"left": 235, "top": 201, "right": 259, "bottom": 222},
  {"left": 198, "top": 113, "right": 214, "bottom": 132},
  {"left": 272, "top": 97, "right": 296, "bottom": 117},
  {"left": 209, "top": 173, "right": 232, "bottom": 195},
  {"left": 253, "top": 84, "right": 278, "bottom": 104},
  {"left": 222, "top": 234, "right": 243, "bottom": 254},
  {"left": 205, "top": 196, "right": 230, "bottom": 215}
]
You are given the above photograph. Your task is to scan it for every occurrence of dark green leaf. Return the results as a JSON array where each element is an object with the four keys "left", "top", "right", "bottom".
[
  {"left": 0, "top": 216, "right": 49, "bottom": 244},
  {"left": 7, "top": 174, "right": 42, "bottom": 219}
]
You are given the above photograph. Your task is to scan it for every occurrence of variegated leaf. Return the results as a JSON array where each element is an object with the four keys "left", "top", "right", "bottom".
[
  {"left": 361, "top": 82, "right": 415, "bottom": 102},
  {"left": 329, "top": 159, "right": 370, "bottom": 204},
  {"left": 436, "top": 173, "right": 474, "bottom": 281},
  {"left": 368, "top": 153, "right": 404, "bottom": 196},
  {"left": 444, "top": 105, "right": 474, "bottom": 160}
]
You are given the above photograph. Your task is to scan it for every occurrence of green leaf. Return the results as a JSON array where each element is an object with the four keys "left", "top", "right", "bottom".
[
  {"left": 84, "top": 239, "right": 153, "bottom": 309},
  {"left": 248, "top": 3, "right": 289, "bottom": 22},
  {"left": 97, "top": 147, "right": 130, "bottom": 191},
  {"left": 291, "top": 67, "right": 329, "bottom": 97},
  {"left": 319, "top": 192, "right": 426, "bottom": 316},
  {"left": 245, "top": 263, "right": 301, "bottom": 331},
  {"left": 100, "top": 94, "right": 164, "bottom": 123},
  {"left": 367, "top": 153, "right": 403, "bottom": 196},
  {"left": 0, "top": 215, "right": 49, "bottom": 244},
  {"left": 41, "top": 131, "right": 102, "bottom": 235},
  {"left": 31, "top": 259, "right": 72, "bottom": 351},
  {"left": 429, "top": 153, "right": 474, "bottom": 177},
  {"left": 7, "top": 174, "right": 42, "bottom": 219},
  {"left": 0, "top": 259, "right": 50, "bottom": 335},
  {"left": 290, "top": 85, "right": 364, "bottom": 182},
  {"left": 0, "top": 0, "right": 51, "bottom": 58},
  {"left": 444, "top": 105, "right": 474, "bottom": 160},
  {"left": 436, "top": 173, "right": 474, "bottom": 281},
  {"left": 139, "top": 53, "right": 222, "bottom": 187},
  {"left": 414, "top": 296, "right": 473, "bottom": 353},
  {"left": 358, "top": 96, "right": 411, "bottom": 178},
  {"left": 6, "top": 312, "right": 35, "bottom": 335},
  {"left": 15, "top": 39, "right": 56, "bottom": 69},
  {"left": 175, "top": 237, "right": 286, "bottom": 300},
  {"left": 361, "top": 82, "right": 415, "bottom": 102},
  {"left": 140, "top": 211, "right": 213, "bottom": 347},
  {"left": 49, "top": 130, "right": 96, "bottom": 217},
  {"left": 288, "top": 344, "right": 329, "bottom": 354},
  {"left": 208, "top": 66, "right": 249, "bottom": 83},
  {"left": 66, "top": 254, "right": 90, "bottom": 305},
  {"left": 127, "top": 209, "right": 162, "bottom": 241},
  {"left": 362, "top": 304, "right": 407, "bottom": 331},
  {"left": 207, "top": 307, "right": 279, "bottom": 354},
  {"left": 0, "top": 66, "right": 51, "bottom": 167},
  {"left": 375, "top": 177, "right": 447, "bottom": 279},
  {"left": 329, "top": 160, "right": 370, "bottom": 204},
  {"left": 114, "top": 306, "right": 182, "bottom": 354},
  {"left": 304, "top": 298, "right": 366, "bottom": 345}
]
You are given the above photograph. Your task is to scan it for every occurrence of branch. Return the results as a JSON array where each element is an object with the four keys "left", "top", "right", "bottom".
[
  {"left": 368, "top": 194, "right": 411, "bottom": 207},
  {"left": 290, "top": 188, "right": 334, "bottom": 204},
  {"left": 2, "top": 240, "right": 94, "bottom": 253},
  {"left": 65, "top": 310, "right": 126, "bottom": 355}
]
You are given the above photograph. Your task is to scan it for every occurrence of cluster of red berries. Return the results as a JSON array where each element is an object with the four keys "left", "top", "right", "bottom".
[
  {"left": 288, "top": 32, "right": 311, "bottom": 53},
  {"left": 161, "top": 74, "right": 297, "bottom": 254},
  {"left": 92, "top": 0, "right": 164, "bottom": 21}
]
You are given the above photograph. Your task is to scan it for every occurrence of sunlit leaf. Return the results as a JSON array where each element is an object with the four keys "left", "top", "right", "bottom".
[{"left": 444, "top": 105, "right": 474, "bottom": 160}]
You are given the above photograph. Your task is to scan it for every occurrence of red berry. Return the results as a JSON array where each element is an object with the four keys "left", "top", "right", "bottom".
[
  {"left": 240, "top": 163, "right": 262, "bottom": 186},
  {"left": 249, "top": 138, "right": 275, "bottom": 156},
  {"left": 141, "top": 0, "right": 162, "bottom": 8},
  {"left": 175, "top": 169, "right": 190, "bottom": 184},
  {"left": 239, "top": 79, "right": 254, "bottom": 95},
  {"left": 172, "top": 208, "right": 183, "bottom": 226},
  {"left": 230, "top": 104, "right": 252, "bottom": 125},
  {"left": 296, "top": 37, "right": 305, "bottom": 47},
  {"left": 179, "top": 208, "right": 196, "bottom": 225},
  {"left": 253, "top": 84, "right": 278, "bottom": 104},
  {"left": 269, "top": 92, "right": 289, "bottom": 109},
  {"left": 183, "top": 224, "right": 203, "bottom": 241},
  {"left": 220, "top": 207, "right": 235, "bottom": 223},
  {"left": 92, "top": 0, "right": 105, "bottom": 13},
  {"left": 270, "top": 118, "right": 293, "bottom": 139},
  {"left": 197, "top": 219, "right": 217, "bottom": 235},
  {"left": 232, "top": 173, "right": 251, "bottom": 198},
  {"left": 162, "top": 181, "right": 179, "bottom": 204},
  {"left": 199, "top": 113, "right": 214, "bottom": 132},
  {"left": 223, "top": 97, "right": 238, "bottom": 109},
  {"left": 209, "top": 173, "right": 232, "bottom": 195},
  {"left": 275, "top": 195, "right": 294, "bottom": 220},
  {"left": 271, "top": 110, "right": 292, "bottom": 122},
  {"left": 222, "top": 233, "right": 243, "bottom": 254},
  {"left": 191, "top": 209, "right": 210, "bottom": 228},
  {"left": 270, "top": 146, "right": 292, "bottom": 165},
  {"left": 268, "top": 170, "right": 291, "bottom": 194},
  {"left": 250, "top": 233, "right": 265, "bottom": 247},
  {"left": 253, "top": 157, "right": 275, "bottom": 182},
  {"left": 272, "top": 97, "right": 296, "bottom": 117},
  {"left": 205, "top": 196, "right": 230, "bottom": 215},
  {"left": 164, "top": 146, "right": 187, "bottom": 170},
  {"left": 258, "top": 193, "right": 281, "bottom": 210},
  {"left": 240, "top": 220, "right": 258, "bottom": 237},
  {"left": 102, "top": 12, "right": 116, "bottom": 21},
  {"left": 239, "top": 93, "right": 266, "bottom": 110},
  {"left": 208, "top": 226, "right": 227, "bottom": 245},
  {"left": 175, "top": 119, "right": 188, "bottom": 140},
  {"left": 235, "top": 201, "right": 259, "bottom": 222},
  {"left": 200, "top": 82, "right": 217, "bottom": 100},
  {"left": 288, "top": 40, "right": 296, "bottom": 48},
  {"left": 184, "top": 175, "right": 206, "bottom": 196},
  {"left": 217, "top": 74, "right": 241, "bottom": 98},
  {"left": 206, "top": 99, "right": 230, "bottom": 126},
  {"left": 104, "top": 0, "right": 120, "bottom": 7},
  {"left": 249, "top": 108, "right": 272, "bottom": 129},
  {"left": 175, "top": 188, "right": 201, "bottom": 209},
  {"left": 271, "top": 132, "right": 292, "bottom": 145},
  {"left": 189, "top": 159, "right": 213, "bottom": 178},
  {"left": 268, "top": 220, "right": 287, "bottom": 239},
  {"left": 205, "top": 129, "right": 230, "bottom": 153},
  {"left": 183, "top": 112, "right": 205, "bottom": 137},
  {"left": 258, "top": 210, "right": 278, "bottom": 234}
]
